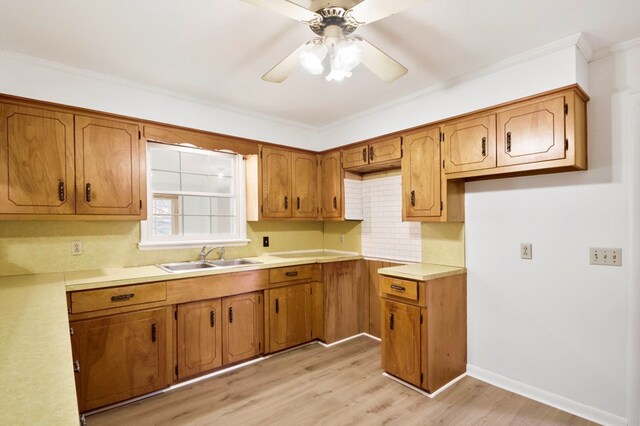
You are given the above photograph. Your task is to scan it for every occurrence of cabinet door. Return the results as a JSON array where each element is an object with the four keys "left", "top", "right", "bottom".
[
  {"left": 497, "top": 96, "right": 566, "bottom": 167},
  {"left": 75, "top": 115, "right": 143, "bottom": 215},
  {"left": 381, "top": 300, "right": 422, "bottom": 387},
  {"left": 0, "top": 103, "right": 75, "bottom": 214},
  {"left": 369, "top": 137, "right": 402, "bottom": 165},
  {"left": 70, "top": 308, "right": 168, "bottom": 412},
  {"left": 261, "top": 146, "right": 292, "bottom": 218},
  {"left": 402, "top": 127, "right": 441, "bottom": 219},
  {"left": 342, "top": 145, "right": 369, "bottom": 169},
  {"left": 222, "top": 292, "right": 263, "bottom": 365},
  {"left": 267, "top": 284, "right": 311, "bottom": 352},
  {"left": 291, "top": 152, "right": 318, "bottom": 218},
  {"left": 367, "top": 260, "right": 402, "bottom": 338},
  {"left": 177, "top": 299, "right": 222, "bottom": 379},
  {"left": 320, "top": 151, "right": 342, "bottom": 219},
  {"left": 443, "top": 114, "right": 496, "bottom": 173},
  {"left": 323, "top": 260, "right": 364, "bottom": 344}
]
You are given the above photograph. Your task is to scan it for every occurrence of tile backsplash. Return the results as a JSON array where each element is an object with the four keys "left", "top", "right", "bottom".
[{"left": 361, "top": 175, "right": 422, "bottom": 262}]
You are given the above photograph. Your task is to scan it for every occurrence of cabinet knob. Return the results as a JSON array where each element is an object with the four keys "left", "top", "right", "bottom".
[
  {"left": 296, "top": 196, "right": 300, "bottom": 210},
  {"left": 210, "top": 310, "right": 216, "bottom": 327},
  {"left": 275, "top": 298, "right": 279, "bottom": 314},
  {"left": 228, "top": 306, "right": 233, "bottom": 324},
  {"left": 481, "top": 137, "right": 487, "bottom": 157},
  {"left": 410, "top": 190, "right": 416, "bottom": 207},
  {"left": 333, "top": 196, "right": 337, "bottom": 209},
  {"left": 389, "top": 313, "right": 394, "bottom": 330},
  {"left": 369, "top": 146, "right": 374, "bottom": 162},
  {"left": 506, "top": 132, "right": 512, "bottom": 153},
  {"left": 85, "top": 183, "right": 92, "bottom": 202},
  {"left": 362, "top": 147, "right": 367, "bottom": 162},
  {"left": 284, "top": 196, "right": 288, "bottom": 209},
  {"left": 151, "top": 323, "right": 157, "bottom": 342}
]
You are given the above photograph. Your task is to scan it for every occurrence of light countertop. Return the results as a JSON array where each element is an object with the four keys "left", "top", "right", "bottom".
[{"left": 377, "top": 263, "right": 466, "bottom": 281}]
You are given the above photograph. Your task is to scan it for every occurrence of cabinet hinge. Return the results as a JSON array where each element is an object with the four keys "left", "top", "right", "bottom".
[
  {"left": 564, "top": 104, "right": 569, "bottom": 115},
  {"left": 565, "top": 139, "right": 569, "bottom": 151},
  {"left": 175, "top": 365, "right": 178, "bottom": 376},
  {"left": 420, "top": 372, "right": 424, "bottom": 383},
  {"left": 440, "top": 132, "right": 444, "bottom": 142}
]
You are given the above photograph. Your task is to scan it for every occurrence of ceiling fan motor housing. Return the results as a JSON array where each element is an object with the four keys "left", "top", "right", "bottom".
[{"left": 309, "top": 1, "right": 362, "bottom": 36}]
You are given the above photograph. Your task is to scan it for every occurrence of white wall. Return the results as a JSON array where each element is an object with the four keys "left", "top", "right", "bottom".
[
  {"left": 465, "top": 45, "right": 640, "bottom": 425},
  {"left": 0, "top": 51, "right": 320, "bottom": 150}
]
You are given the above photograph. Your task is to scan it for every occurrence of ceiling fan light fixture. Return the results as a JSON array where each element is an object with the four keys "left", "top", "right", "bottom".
[
  {"left": 325, "top": 38, "right": 362, "bottom": 82},
  {"left": 299, "top": 42, "right": 327, "bottom": 75}
]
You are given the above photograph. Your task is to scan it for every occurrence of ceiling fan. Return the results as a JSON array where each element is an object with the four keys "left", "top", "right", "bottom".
[{"left": 240, "top": 0, "right": 427, "bottom": 83}]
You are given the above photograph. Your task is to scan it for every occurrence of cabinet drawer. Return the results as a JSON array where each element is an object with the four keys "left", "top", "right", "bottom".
[
  {"left": 269, "top": 265, "right": 314, "bottom": 284},
  {"left": 70, "top": 282, "right": 167, "bottom": 313},
  {"left": 380, "top": 276, "right": 418, "bottom": 301}
]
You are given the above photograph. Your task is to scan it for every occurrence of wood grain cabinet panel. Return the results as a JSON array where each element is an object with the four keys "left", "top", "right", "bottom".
[
  {"left": 402, "top": 127, "right": 442, "bottom": 219},
  {"left": 497, "top": 96, "right": 566, "bottom": 167},
  {"left": 70, "top": 308, "right": 169, "bottom": 412},
  {"left": 443, "top": 114, "right": 496, "bottom": 173},
  {"left": 0, "top": 103, "right": 75, "bottom": 214},
  {"left": 369, "top": 137, "right": 402, "bottom": 165},
  {"left": 75, "top": 115, "right": 143, "bottom": 215},
  {"left": 320, "top": 151, "right": 342, "bottom": 219},
  {"left": 342, "top": 145, "right": 369, "bottom": 169},
  {"left": 261, "top": 146, "right": 292, "bottom": 218},
  {"left": 177, "top": 299, "right": 222, "bottom": 379},
  {"left": 266, "top": 284, "right": 311, "bottom": 352},
  {"left": 291, "top": 152, "right": 318, "bottom": 218},
  {"left": 222, "top": 292, "right": 263, "bottom": 365},
  {"left": 323, "top": 260, "right": 364, "bottom": 344},
  {"left": 381, "top": 300, "right": 422, "bottom": 387}
]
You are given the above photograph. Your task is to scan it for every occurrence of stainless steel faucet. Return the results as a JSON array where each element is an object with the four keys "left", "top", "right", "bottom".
[{"left": 200, "top": 245, "right": 225, "bottom": 262}]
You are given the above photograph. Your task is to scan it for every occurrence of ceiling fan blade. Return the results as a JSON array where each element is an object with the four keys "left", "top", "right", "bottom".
[
  {"left": 354, "top": 37, "right": 408, "bottom": 82},
  {"left": 262, "top": 42, "right": 309, "bottom": 83},
  {"left": 347, "top": 0, "right": 428, "bottom": 25},
  {"left": 239, "top": 0, "right": 320, "bottom": 22}
]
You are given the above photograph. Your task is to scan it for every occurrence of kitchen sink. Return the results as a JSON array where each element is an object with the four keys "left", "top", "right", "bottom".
[
  {"left": 157, "top": 258, "right": 260, "bottom": 273},
  {"left": 208, "top": 259, "right": 260, "bottom": 267}
]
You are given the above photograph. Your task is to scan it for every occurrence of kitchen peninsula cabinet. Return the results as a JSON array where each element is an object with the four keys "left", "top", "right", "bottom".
[
  {"left": 70, "top": 307, "right": 170, "bottom": 412},
  {"left": 379, "top": 273, "right": 467, "bottom": 393}
]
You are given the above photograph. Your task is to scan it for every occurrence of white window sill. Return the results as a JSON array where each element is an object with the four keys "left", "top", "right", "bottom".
[{"left": 138, "top": 239, "right": 251, "bottom": 251}]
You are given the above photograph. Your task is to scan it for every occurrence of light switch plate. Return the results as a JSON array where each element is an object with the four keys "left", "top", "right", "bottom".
[
  {"left": 590, "top": 247, "right": 622, "bottom": 266},
  {"left": 520, "top": 243, "right": 532, "bottom": 260}
]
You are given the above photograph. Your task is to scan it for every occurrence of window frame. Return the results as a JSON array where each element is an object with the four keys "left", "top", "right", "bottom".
[{"left": 138, "top": 142, "right": 249, "bottom": 250}]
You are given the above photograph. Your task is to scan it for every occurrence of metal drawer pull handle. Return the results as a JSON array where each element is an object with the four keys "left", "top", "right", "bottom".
[
  {"left": 285, "top": 271, "right": 298, "bottom": 277},
  {"left": 275, "top": 298, "right": 279, "bottom": 314},
  {"left": 333, "top": 196, "right": 337, "bottom": 209},
  {"left": 296, "top": 196, "right": 300, "bottom": 210},
  {"left": 389, "top": 313, "right": 394, "bottom": 330},
  {"left": 284, "top": 196, "right": 288, "bottom": 209},
  {"left": 85, "top": 183, "right": 92, "bottom": 202},
  {"left": 481, "top": 137, "right": 487, "bottom": 156},
  {"left": 410, "top": 190, "right": 416, "bottom": 207},
  {"left": 210, "top": 310, "right": 215, "bottom": 327},
  {"left": 506, "top": 132, "right": 512, "bottom": 153},
  {"left": 228, "top": 306, "right": 233, "bottom": 323},
  {"left": 369, "top": 146, "right": 374, "bottom": 161},
  {"left": 58, "top": 181, "right": 65, "bottom": 202},
  {"left": 73, "top": 360, "right": 80, "bottom": 373},
  {"left": 362, "top": 147, "right": 367, "bottom": 162},
  {"left": 151, "top": 323, "right": 157, "bottom": 342},
  {"left": 390, "top": 284, "right": 406, "bottom": 292},
  {"left": 111, "top": 293, "right": 135, "bottom": 302}
]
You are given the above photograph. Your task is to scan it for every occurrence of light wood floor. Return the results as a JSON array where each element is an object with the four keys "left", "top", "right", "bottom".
[{"left": 89, "top": 336, "right": 594, "bottom": 425}]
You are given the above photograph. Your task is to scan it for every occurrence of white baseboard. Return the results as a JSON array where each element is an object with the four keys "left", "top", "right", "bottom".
[{"left": 467, "top": 364, "right": 628, "bottom": 426}]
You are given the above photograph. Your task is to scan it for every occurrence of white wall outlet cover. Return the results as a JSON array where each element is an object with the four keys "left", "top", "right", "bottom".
[
  {"left": 590, "top": 247, "right": 622, "bottom": 266},
  {"left": 71, "top": 240, "right": 83, "bottom": 256},
  {"left": 520, "top": 243, "right": 532, "bottom": 259}
]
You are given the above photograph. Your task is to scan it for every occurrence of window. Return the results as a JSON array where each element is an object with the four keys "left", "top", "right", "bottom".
[{"left": 139, "top": 142, "right": 248, "bottom": 249}]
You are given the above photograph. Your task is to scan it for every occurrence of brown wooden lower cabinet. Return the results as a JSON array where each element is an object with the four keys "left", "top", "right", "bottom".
[
  {"left": 222, "top": 292, "right": 264, "bottom": 365},
  {"left": 265, "top": 283, "right": 316, "bottom": 352},
  {"left": 70, "top": 307, "right": 170, "bottom": 412},
  {"left": 176, "top": 299, "right": 222, "bottom": 380},
  {"left": 323, "top": 260, "right": 365, "bottom": 343},
  {"left": 379, "top": 273, "right": 467, "bottom": 393}
]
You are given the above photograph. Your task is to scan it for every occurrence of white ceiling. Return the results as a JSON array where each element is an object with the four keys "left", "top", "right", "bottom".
[{"left": 0, "top": 0, "right": 639, "bottom": 128}]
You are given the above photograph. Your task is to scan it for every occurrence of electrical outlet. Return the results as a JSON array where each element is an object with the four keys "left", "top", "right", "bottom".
[
  {"left": 263, "top": 236, "right": 269, "bottom": 248},
  {"left": 71, "top": 241, "right": 83, "bottom": 256},
  {"left": 339, "top": 235, "right": 344, "bottom": 243},
  {"left": 520, "top": 243, "right": 532, "bottom": 260},
  {"left": 590, "top": 247, "right": 622, "bottom": 266}
]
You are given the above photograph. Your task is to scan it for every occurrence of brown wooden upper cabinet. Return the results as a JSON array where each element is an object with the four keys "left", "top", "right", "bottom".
[
  {"left": 0, "top": 101, "right": 146, "bottom": 219},
  {"left": 320, "top": 151, "right": 343, "bottom": 219},
  {"left": 342, "top": 137, "right": 402, "bottom": 171},
  {"left": 261, "top": 147, "right": 321, "bottom": 219},
  {"left": 402, "top": 127, "right": 442, "bottom": 219},
  {"left": 443, "top": 114, "right": 497, "bottom": 174},
  {"left": 291, "top": 152, "right": 318, "bottom": 219},
  {"left": 75, "top": 115, "right": 143, "bottom": 216},
  {"left": 496, "top": 95, "right": 567, "bottom": 167},
  {"left": 0, "top": 103, "right": 76, "bottom": 214}
]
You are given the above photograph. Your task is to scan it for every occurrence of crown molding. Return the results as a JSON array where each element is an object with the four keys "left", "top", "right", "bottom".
[
  {"left": 590, "top": 36, "right": 640, "bottom": 62},
  {"left": 318, "top": 33, "right": 588, "bottom": 133}
]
